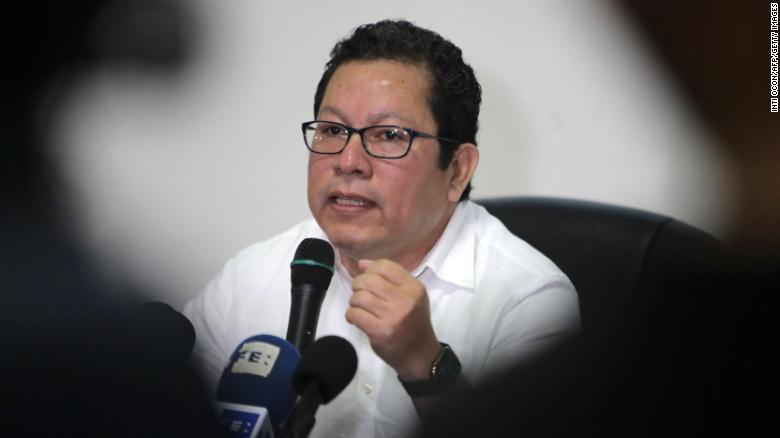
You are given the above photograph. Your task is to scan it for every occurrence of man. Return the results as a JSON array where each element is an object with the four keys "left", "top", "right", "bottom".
[{"left": 185, "top": 20, "right": 580, "bottom": 437}]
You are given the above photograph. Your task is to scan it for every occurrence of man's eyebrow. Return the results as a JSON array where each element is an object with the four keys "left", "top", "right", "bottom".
[
  {"left": 318, "top": 106, "right": 417, "bottom": 126},
  {"left": 369, "top": 111, "right": 417, "bottom": 126},
  {"left": 318, "top": 106, "right": 348, "bottom": 122}
]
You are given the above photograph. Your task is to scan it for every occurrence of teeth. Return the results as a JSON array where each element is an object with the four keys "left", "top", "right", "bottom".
[{"left": 335, "top": 197, "right": 369, "bottom": 206}]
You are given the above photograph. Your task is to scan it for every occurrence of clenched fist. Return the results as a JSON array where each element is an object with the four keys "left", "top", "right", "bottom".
[{"left": 346, "top": 259, "right": 441, "bottom": 381}]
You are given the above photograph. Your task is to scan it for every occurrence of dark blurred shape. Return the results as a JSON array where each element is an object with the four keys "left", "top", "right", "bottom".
[
  {"left": 614, "top": 0, "right": 769, "bottom": 151},
  {"left": 0, "top": 1, "right": 218, "bottom": 435},
  {"left": 2, "top": 1, "right": 103, "bottom": 208},
  {"left": 418, "top": 2, "right": 779, "bottom": 436},
  {"left": 0, "top": 211, "right": 220, "bottom": 435},
  {"left": 614, "top": 0, "right": 780, "bottom": 258},
  {"left": 420, "top": 264, "right": 778, "bottom": 436},
  {"left": 1, "top": 0, "right": 194, "bottom": 209},
  {"left": 90, "top": 0, "right": 196, "bottom": 69}
]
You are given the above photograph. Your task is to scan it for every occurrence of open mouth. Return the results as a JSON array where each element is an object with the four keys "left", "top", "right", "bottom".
[
  {"left": 334, "top": 197, "right": 371, "bottom": 206},
  {"left": 329, "top": 194, "right": 376, "bottom": 209}
]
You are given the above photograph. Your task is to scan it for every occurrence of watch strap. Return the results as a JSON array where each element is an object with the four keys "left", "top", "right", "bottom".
[{"left": 400, "top": 343, "right": 461, "bottom": 397}]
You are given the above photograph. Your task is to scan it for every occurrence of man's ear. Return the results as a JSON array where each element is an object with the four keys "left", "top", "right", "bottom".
[{"left": 447, "top": 143, "right": 479, "bottom": 203}]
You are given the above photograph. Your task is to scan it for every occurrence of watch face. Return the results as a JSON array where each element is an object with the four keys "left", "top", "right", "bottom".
[
  {"left": 400, "top": 344, "right": 462, "bottom": 397},
  {"left": 432, "top": 347, "right": 461, "bottom": 384}
]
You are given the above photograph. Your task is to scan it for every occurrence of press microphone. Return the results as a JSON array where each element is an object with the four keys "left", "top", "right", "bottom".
[
  {"left": 279, "top": 335, "right": 358, "bottom": 438},
  {"left": 286, "top": 238, "right": 335, "bottom": 353},
  {"left": 123, "top": 301, "right": 196, "bottom": 363},
  {"left": 215, "top": 335, "right": 301, "bottom": 438}
]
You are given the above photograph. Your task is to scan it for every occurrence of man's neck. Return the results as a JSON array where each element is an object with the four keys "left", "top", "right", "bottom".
[
  {"left": 337, "top": 202, "right": 460, "bottom": 278},
  {"left": 339, "top": 250, "right": 427, "bottom": 279}
]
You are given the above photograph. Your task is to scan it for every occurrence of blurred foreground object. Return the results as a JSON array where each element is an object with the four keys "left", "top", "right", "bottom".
[
  {"left": 417, "top": 1, "right": 780, "bottom": 436},
  {"left": 619, "top": 0, "right": 780, "bottom": 259},
  {"left": 1, "top": 1, "right": 218, "bottom": 435}
]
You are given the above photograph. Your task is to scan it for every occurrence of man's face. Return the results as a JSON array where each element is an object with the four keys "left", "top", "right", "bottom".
[{"left": 307, "top": 60, "right": 458, "bottom": 273}]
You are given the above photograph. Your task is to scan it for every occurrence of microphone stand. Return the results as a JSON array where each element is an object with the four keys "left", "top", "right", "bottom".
[{"left": 278, "top": 382, "right": 323, "bottom": 438}]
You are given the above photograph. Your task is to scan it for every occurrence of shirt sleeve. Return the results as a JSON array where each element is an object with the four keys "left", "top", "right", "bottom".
[
  {"left": 486, "top": 277, "right": 581, "bottom": 374},
  {"left": 183, "top": 258, "right": 237, "bottom": 392}
]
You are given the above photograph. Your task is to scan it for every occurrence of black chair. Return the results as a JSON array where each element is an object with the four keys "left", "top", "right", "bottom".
[
  {"left": 420, "top": 199, "right": 753, "bottom": 437},
  {"left": 477, "top": 197, "right": 722, "bottom": 334}
]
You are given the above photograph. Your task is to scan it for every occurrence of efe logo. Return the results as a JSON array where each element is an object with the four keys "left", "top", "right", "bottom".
[{"left": 231, "top": 341, "right": 281, "bottom": 377}]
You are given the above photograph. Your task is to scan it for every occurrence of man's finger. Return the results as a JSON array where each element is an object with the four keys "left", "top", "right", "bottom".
[
  {"left": 349, "top": 289, "right": 389, "bottom": 318},
  {"left": 352, "top": 273, "right": 396, "bottom": 300},
  {"left": 345, "top": 306, "right": 381, "bottom": 335}
]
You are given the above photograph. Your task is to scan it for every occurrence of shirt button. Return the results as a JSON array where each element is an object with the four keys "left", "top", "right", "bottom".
[{"left": 360, "top": 382, "right": 374, "bottom": 395}]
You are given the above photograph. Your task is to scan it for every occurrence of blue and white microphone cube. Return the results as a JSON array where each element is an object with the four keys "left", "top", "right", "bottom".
[{"left": 216, "top": 402, "right": 274, "bottom": 438}]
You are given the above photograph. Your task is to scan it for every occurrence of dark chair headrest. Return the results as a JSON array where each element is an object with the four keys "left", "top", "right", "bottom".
[{"left": 478, "top": 197, "right": 722, "bottom": 333}]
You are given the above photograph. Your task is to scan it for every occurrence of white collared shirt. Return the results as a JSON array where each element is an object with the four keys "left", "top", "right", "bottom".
[{"left": 184, "top": 200, "right": 580, "bottom": 438}]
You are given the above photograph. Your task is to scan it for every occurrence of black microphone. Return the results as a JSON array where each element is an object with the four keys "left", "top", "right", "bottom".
[
  {"left": 286, "top": 238, "right": 335, "bottom": 353},
  {"left": 279, "top": 336, "right": 358, "bottom": 438},
  {"left": 123, "top": 301, "right": 196, "bottom": 363}
]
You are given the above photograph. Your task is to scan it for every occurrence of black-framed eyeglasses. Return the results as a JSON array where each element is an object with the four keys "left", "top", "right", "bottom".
[{"left": 301, "top": 120, "right": 460, "bottom": 159}]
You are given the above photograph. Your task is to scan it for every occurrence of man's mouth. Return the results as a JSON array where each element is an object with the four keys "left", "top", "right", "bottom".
[
  {"left": 329, "top": 194, "right": 375, "bottom": 208},
  {"left": 335, "top": 197, "right": 370, "bottom": 206}
]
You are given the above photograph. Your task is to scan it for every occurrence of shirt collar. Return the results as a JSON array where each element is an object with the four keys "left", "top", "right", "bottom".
[{"left": 410, "top": 201, "right": 476, "bottom": 290}]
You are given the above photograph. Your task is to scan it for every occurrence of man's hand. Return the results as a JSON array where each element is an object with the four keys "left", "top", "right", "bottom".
[{"left": 346, "top": 259, "right": 441, "bottom": 381}]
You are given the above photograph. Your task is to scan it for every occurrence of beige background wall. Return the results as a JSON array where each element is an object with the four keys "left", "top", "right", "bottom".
[{"left": 51, "top": 0, "right": 731, "bottom": 308}]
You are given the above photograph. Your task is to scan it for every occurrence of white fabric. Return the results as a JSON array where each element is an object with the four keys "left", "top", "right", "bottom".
[{"left": 184, "top": 200, "right": 580, "bottom": 438}]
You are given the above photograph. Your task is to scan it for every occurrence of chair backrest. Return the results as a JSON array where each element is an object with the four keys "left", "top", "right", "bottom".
[{"left": 478, "top": 197, "right": 722, "bottom": 333}]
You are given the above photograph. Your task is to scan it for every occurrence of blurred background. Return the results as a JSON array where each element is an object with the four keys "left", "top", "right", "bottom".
[{"left": 46, "top": 0, "right": 732, "bottom": 308}]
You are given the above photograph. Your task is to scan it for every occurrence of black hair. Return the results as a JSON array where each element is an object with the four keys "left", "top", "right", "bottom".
[{"left": 313, "top": 20, "right": 481, "bottom": 200}]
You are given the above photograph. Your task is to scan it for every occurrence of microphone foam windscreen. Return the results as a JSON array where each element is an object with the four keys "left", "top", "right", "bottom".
[
  {"left": 292, "top": 335, "right": 358, "bottom": 403},
  {"left": 217, "top": 335, "right": 301, "bottom": 429},
  {"left": 290, "top": 238, "right": 335, "bottom": 290},
  {"left": 126, "top": 301, "right": 196, "bottom": 363}
]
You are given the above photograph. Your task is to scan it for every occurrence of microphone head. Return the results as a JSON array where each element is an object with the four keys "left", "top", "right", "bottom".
[
  {"left": 290, "top": 238, "right": 335, "bottom": 290},
  {"left": 292, "top": 335, "right": 358, "bottom": 404},
  {"left": 125, "top": 301, "right": 196, "bottom": 363},
  {"left": 216, "top": 335, "right": 301, "bottom": 430}
]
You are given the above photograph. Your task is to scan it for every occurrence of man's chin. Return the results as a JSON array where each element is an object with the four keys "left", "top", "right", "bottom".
[
  {"left": 329, "top": 234, "right": 370, "bottom": 256},
  {"left": 325, "top": 229, "right": 380, "bottom": 260}
]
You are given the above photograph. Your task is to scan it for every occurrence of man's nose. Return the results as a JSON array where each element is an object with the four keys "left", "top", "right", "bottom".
[{"left": 335, "top": 133, "right": 372, "bottom": 176}]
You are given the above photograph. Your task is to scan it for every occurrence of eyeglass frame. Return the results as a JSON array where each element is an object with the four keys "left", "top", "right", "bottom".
[{"left": 301, "top": 120, "right": 461, "bottom": 159}]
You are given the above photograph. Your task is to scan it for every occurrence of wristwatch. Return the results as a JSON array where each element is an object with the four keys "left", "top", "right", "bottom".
[{"left": 400, "top": 342, "right": 462, "bottom": 397}]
